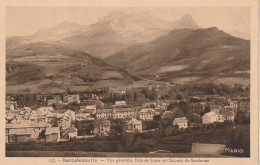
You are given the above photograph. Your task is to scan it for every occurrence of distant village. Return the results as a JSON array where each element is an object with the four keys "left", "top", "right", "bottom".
[{"left": 5, "top": 84, "right": 250, "bottom": 144}]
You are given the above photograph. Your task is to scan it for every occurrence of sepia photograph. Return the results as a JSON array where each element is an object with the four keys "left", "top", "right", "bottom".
[{"left": 3, "top": 4, "right": 256, "bottom": 161}]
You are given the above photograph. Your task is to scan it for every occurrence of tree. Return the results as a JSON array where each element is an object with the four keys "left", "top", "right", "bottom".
[{"left": 176, "top": 93, "right": 183, "bottom": 101}]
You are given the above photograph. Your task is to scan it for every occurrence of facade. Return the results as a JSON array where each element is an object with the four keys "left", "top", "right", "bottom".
[
  {"left": 210, "top": 105, "right": 221, "bottom": 114},
  {"left": 125, "top": 118, "right": 142, "bottom": 132},
  {"left": 45, "top": 127, "right": 60, "bottom": 142},
  {"left": 230, "top": 101, "right": 238, "bottom": 109},
  {"left": 113, "top": 108, "right": 137, "bottom": 119},
  {"left": 220, "top": 108, "right": 235, "bottom": 122},
  {"left": 81, "top": 99, "right": 104, "bottom": 109},
  {"left": 64, "top": 95, "right": 80, "bottom": 104},
  {"left": 57, "top": 117, "right": 71, "bottom": 128},
  {"left": 115, "top": 101, "right": 127, "bottom": 107},
  {"left": 94, "top": 120, "right": 111, "bottom": 136},
  {"left": 96, "top": 109, "right": 113, "bottom": 119},
  {"left": 139, "top": 108, "right": 156, "bottom": 120},
  {"left": 173, "top": 117, "right": 188, "bottom": 129},
  {"left": 6, "top": 101, "right": 18, "bottom": 110},
  {"left": 76, "top": 113, "right": 90, "bottom": 121},
  {"left": 202, "top": 112, "right": 224, "bottom": 124},
  {"left": 80, "top": 105, "right": 96, "bottom": 114},
  {"left": 6, "top": 123, "right": 50, "bottom": 143},
  {"left": 68, "top": 126, "right": 78, "bottom": 139}
]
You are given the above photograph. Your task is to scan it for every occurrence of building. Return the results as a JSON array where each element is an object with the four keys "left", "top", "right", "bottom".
[
  {"left": 142, "top": 102, "right": 157, "bottom": 108},
  {"left": 37, "top": 107, "right": 54, "bottom": 114},
  {"left": 162, "top": 111, "right": 174, "bottom": 120},
  {"left": 8, "top": 128, "right": 35, "bottom": 143},
  {"left": 202, "top": 112, "right": 224, "bottom": 124},
  {"left": 80, "top": 105, "right": 96, "bottom": 114},
  {"left": 230, "top": 101, "right": 238, "bottom": 110},
  {"left": 139, "top": 108, "right": 156, "bottom": 120},
  {"left": 6, "top": 101, "right": 18, "bottom": 110},
  {"left": 81, "top": 99, "right": 104, "bottom": 109},
  {"left": 113, "top": 108, "right": 137, "bottom": 119},
  {"left": 94, "top": 120, "right": 111, "bottom": 136},
  {"left": 96, "top": 109, "right": 113, "bottom": 119},
  {"left": 220, "top": 108, "right": 235, "bottom": 122},
  {"left": 210, "top": 105, "right": 221, "bottom": 114},
  {"left": 115, "top": 101, "right": 127, "bottom": 107},
  {"left": 172, "top": 117, "right": 188, "bottom": 129},
  {"left": 64, "top": 95, "right": 80, "bottom": 104},
  {"left": 6, "top": 123, "right": 50, "bottom": 143},
  {"left": 45, "top": 127, "right": 60, "bottom": 142},
  {"left": 125, "top": 118, "right": 142, "bottom": 132},
  {"left": 47, "top": 96, "right": 62, "bottom": 105},
  {"left": 57, "top": 116, "right": 71, "bottom": 128},
  {"left": 76, "top": 113, "right": 90, "bottom": 121},
  {"left": 68, "top": 126, "right": 78, "bottom": 139}
]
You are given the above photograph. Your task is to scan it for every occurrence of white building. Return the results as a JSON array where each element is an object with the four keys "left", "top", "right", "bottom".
[
  {"left": 173, "top": 117, "right": 188, "bottom": 129},
  {"left": 230, "top": 101, "right": 238, "bottom": 109},
  {"left": 125, "top": 118, "right": 142, "bottom": 132},
  {"left": 115, "top": 101, "right": 127, "bottom": 107},
  {"left": 139, "top": 108, "right": 156, "bottom": 120},
  {"left": 202, "top": 112, "right": 224, "bottom": 124}
]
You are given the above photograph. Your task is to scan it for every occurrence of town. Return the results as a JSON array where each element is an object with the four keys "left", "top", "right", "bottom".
[{"left": 5, "top": 83, "right": 250, "bottom": 157}]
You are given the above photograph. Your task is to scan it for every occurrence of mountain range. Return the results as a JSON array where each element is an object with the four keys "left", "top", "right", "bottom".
[
  {"left": 107, "top": 27, "right": 250, "bottom": 84},
  {"left": 7, "top": 12, "right": 199, "bottom": 58},
  {"left": 6, "top": 11, "right": 250, "bottom": 94}
]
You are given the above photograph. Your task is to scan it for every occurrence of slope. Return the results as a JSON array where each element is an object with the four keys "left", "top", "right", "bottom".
[{"left": 107, "top": 27, "right": 250, "bottom": 85}]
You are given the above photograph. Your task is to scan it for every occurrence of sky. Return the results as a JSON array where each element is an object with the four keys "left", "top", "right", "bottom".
[{"left": 6, "top": 7, "right": 250, "bottom": 37}]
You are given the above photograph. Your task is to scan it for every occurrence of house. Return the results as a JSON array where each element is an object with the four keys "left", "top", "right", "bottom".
[
  {"left": 45, "top": 127, "right": 60, "bottom": 142},
  {"left": 125, "top": 118, "right": 142, "bottom": 132},
  {"left": 46, "top": 112, "right": 57, "bottom": 123},
  {"left": 220, "top": 108, "right": 235, "bottom": 122},
  {"left": 76, "top": 113, "right": 90, "bottom": 121},
  {"left": 6, "top": 123, "right": 51, "bottom": 143},
  {"left": 94, "top": 120, "right": 111, "bottom": 136},
  {"left": 142, "top": 102, "right": 157, "bottom": 108},
  {"left": 210, "top": 105, "right": 221, "bottom": 114},
  {"left": 202, "top": 112, "right": 224, "bottom": 124},
  {"left": 48, "top": 95, "right": 62, "bottom": 105},
  {"left": 96, "top": 109, "right": 113, "bottom": 119},
  {"left": 113, "top": 108, "right": 137, "bottom": 119},
  {"left": 37, "top": 116, "right": 48, "bottom": 123},
  {"left": 57, "top": 116, "right": 71, "bottom": 128},
  {"left": 23, "top": 107, "right": 32, "bottom": 112},
  {"left": 139, "top": 108, "right": 156, "bottom": 120},
  {"left": 68, "top": 126, "right": 78, "bottom": 139},
  {"left": 173, "top": 117, "right": 188, "bottom": 129},
  {"left": 64, "top": 110, "right": 76, "bottom": 121},
  {"left": 230, "top": 101, "right": 238, "bottom": 109},
  {"left": 80, "top": 105, "right": 96, "bottom": 114},
  {"left": 81, "top": 99, "right": 104, "bottom": 109},
  {"left": 64, "top": 95, "right": 80, "bottom": 104},
  {"left": 36, "top": 107, "right": 54, "bottom": 114},
  {"left": 115, "top": 101, "right": 127, "bottom": 107},
  {"left": 162, "top": 111, "right": 174, "bottom": 120},
  {"left": 6, "top": 101, "right": 18, "bottom": 110},
  {"left": 8, "top": 128, "right": 34, "bottom": 143}
]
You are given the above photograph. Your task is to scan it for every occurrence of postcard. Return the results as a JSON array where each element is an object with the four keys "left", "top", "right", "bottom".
[{"left": 0, "top": 0, "right": 258, "bottom": 164}]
